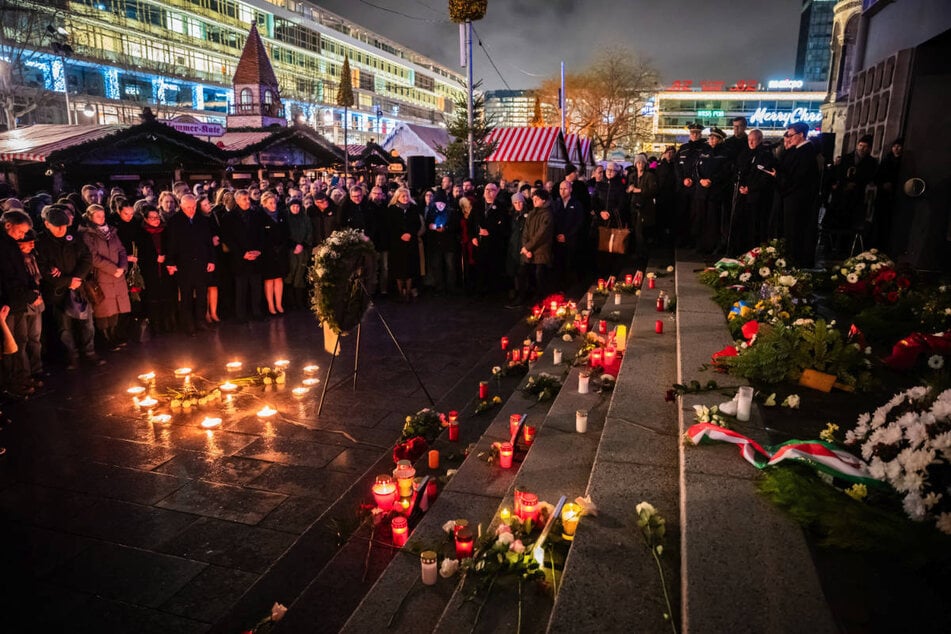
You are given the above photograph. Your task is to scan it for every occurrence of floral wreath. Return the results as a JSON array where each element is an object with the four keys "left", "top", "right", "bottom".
[{"left": 309, "top": 229, "right": 377, "bottom": 334}]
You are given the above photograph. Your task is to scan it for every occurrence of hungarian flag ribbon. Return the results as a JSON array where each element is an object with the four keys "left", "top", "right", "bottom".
[{"left": 687, "top": 423, "right": 880, "bottom": 485}]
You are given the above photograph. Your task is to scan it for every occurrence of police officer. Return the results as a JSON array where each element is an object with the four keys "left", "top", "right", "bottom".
[
  {"left": 692, "top": 127, "right": 731, "bottom": 254},
  {"left": 675, "top": 122, "right": 708, "bottom": 247}
]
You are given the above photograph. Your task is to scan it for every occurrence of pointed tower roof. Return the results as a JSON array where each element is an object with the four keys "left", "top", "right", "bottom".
[{"left": 233, "top": 23, "right": 278, "bottom": 87}]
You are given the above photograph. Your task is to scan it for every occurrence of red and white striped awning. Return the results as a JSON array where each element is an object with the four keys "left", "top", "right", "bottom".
[
  {"left": 344, "top": 144, "right": 366, "bottom": 156},
  {"left": 578, "top": 137, "right": 593, "bottom": 165},
  {"left": 564, "top": 133, "right": 581, "bottom": 163},
  {"left": 0, "top": 124, "right": 125, "bottom": 163},
  {"left": 485, "top": 126, "right": 562, "bottom": 163}
]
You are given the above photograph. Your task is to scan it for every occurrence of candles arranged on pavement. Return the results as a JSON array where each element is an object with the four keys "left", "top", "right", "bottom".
[
  {"left": 655, "top": 320, "right": 664, "bottom": 334},
  {"left": 519, "top": 492, "right": 539, "bottom": 523},
  {"left": 552, "top": 348, "right": 563, "bottom": 364},
  {"left": 200, "top": 416, "right": 222, "bottom": 429},
  {"left": 498, "top": 442, "right": 514, "bottom": 468},
  {"left": 509, "top": 414, "right": 522, "bottom": 437},
  {"left": 578, "top": 372, "right": 590, "bottom": 394},
  {"left": 522, "top": 423, "right": 536, "bottom": 446},
  {"left": 226, "top": 361, "right": 242, "bottom": 372},
  {"left": 561, "top": 502, "right": 582, "bottom": 539},
  {"left": 421, "top": 551, "right": 438, "bottom": 585},
  {"left": 394, "top": 460, "right": 416, "bottom": 498},
  {"left": 302, "top": 364, "right": 319, "bottom": 374},
  {"left": 478, "top": 381, "right": 489, "bottom": 400},
  {"left": 576, "top": 409, "right": 589, "bottom": 433},
  {"left": 428, "top": 449, "right": 440, "bottom": 470},
  {"left": 616, "top": 325, "right": 628, "bottom": 352},
  {"left": 391, "top": 516, "right": 408, "bottom": 547},
  {"left": 500, "top": 336, "right": 509, "bottom": 350},
  {"left": 736, "top": 386, "right": 754, "bottom": 422},
  {"left": 454, "top": 528, "right": 474, "bottom": 559},
  {"left": 372, "top": 475, "right": 397, "bottom": 511}
]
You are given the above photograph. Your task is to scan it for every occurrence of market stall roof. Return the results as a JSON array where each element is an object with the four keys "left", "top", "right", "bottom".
[
  {"left": 381, "top": 123, "right": 450, "bottom": 162},
  {"left": 485, "top": 126, "right": 566, "bottom": 163},
  {"left": 222, "top": 125, "right": 344, "bottom": 165},
  {"left": 215, "top": 131, "right": 274, "bottom": 152},
  {"left": 0, "top": 124, "right": 125, "bottom": 163}
]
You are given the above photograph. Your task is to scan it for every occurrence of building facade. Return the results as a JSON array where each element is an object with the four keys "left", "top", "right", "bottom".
[
  {"left": 650, "top": 81, "right": 825, "bottom": 150},
  {"left": 0, "top": 0, "right": 464, "bottom": 143},
  {"left": 796, "top": 0, "right": 837, "bottom": 84},
  {"left": 819, "top": 0, "right": 862, "bottom": 157},
  {"left": 484, "top": 90, "right": 557, "bottom": 129}
]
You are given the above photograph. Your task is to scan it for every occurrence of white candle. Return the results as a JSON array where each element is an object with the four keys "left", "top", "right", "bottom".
[
  {"left": 736, "top": 386, "right": 754, "bottom": 422},
  {"left": 552, "top": 348, "right": 563, "bottom": 365},
  {"left": 576, "top": 410, "right": 589, "bottom": 433},
  {"left": 421, "top": 551, "right": 438, "bottom": 585},
  {"left": 578, "top": 373, "right": 590, "bottom": 394},
  {"left": 614, "top": 292, "right": 621, "bottom": 305},
  {"left": 536, "top": 328, "right": 543, "bottom": 343}
]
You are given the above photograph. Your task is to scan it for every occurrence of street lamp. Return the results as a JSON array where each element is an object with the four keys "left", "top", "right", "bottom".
[{"left": 46, "top": 25, "right": 74, "bottom": 125}]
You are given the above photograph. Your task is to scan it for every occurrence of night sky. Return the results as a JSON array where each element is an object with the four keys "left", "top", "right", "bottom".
[{"left": 316, "top": 0, "right": 804, "bottom": 89}]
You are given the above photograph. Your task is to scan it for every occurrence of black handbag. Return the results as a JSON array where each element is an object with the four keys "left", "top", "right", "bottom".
[{"left": 64, "top": 289, "right": 90, "bottom": 320}]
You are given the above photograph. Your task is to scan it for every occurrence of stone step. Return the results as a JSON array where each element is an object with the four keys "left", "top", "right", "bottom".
[
  {"left": 673, "top": 254, "right": 836, "bottom": 633},
  {"left": 547, "top": 268, "right": 682, "bottom": 633},
  {"left": 341, "top": 287, "right": 637, "bottom": 633}
]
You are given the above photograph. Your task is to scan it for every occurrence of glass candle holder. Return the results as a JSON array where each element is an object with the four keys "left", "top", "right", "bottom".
[
  {"left": 522, "top": 424, "right": 536, "bottom": 446},
  {"left": 604, "top": 346, "right": 617, "bottom": 369},
  {"left": 478, "top": 381, "right": 489, "bottom": 399},
  {"left": 625, "top": 274, "right": 634, "bottom": 285},
  {"left": 597, "top": 278, "right": 605, "bottom": 291},
  {"left": 598, "top": 319, "right": 607, "bottom": 334},
  {"left": 454, "top": 528, "right": 474, "bottom": 559},
  {"left": 736, "top": 385, "right": 754, "bottom": 422},
  {"left": 576, "top": 409, "right": 589, "bottom": 433},
  {"left": 372, "top": 475, "right": 397, "bottom": 511},
  {"left": 421, "top": 551, "right": 438, "bottom": 585},
  {"left": 590, "top": 348, "right": 603, "bottom": 367},
  {"left": 614, "top": 292, "right": 622, "bottom": 305},
  {"left": 519, "top": 493, "right": 538, "bottom": 523},
  {"left": 428, "top": 449, "right": 440, "bottom": 470},
  {"left": 511, "top": 348, "right": 521, "bottom": 362},
  {"left": 536, "top": 328, "right": 543, "bottom": 343},
  {"left": 391, "top": 516, "right": 408, "bottom": 547},
  {"left": 448, "top": 420, "right": 459, "bottom": 441},
  {"left": 453, "top": 519, "right": 468, "bottom": 537},
  {"left": 616, "top": 325, "right": 628, "bottom": 352},
  {"left": 561, "top": 502, "right": 582, "bottom": 539},
  {"left": 509, "top": 414, "right": 522, "bottom": 438},
  {"left": 500, "top": 336, "right": 509, "bottom": 350},
  {"left": 648, "top": 277, "right": 656, "bottom": 289},
  {"left": 552, "top": 348, "right": 563, "bottom": 364},
  {"left": 578, "top": 372, "right": 590, "bottom": 394},
  {"left": 655, "top": 320, "right": 664, "bottom": 334},
  {"left": 499, "top": 442, "right": 514, "bottom": 468},
  {"left": 393, "top": 460, "right": 416, "bottom": 498}
]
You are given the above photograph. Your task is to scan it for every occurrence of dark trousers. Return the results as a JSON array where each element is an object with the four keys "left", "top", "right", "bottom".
[
  {"left": 51, "top": 303, "right": 95, "bottom": 360},
  {"left": 233, "top": 272, "right": 263, "bottom": 321},
  {"left": 176, "top": 273, "right": 208, "bottom": 333}
]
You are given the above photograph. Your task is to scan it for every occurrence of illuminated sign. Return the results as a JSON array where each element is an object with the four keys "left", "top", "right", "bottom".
[
  {"left": 667, "top": 79, "right": 759, "bottom": 92},
  {"left": 748, "top": 107, "right": 822, "bottom": 127},
  {"left": 696, "top": 110, "right": 724, "bottom": 118},
  {"left": 164, "top": 120, "right": 224, "bottom": 137},
  {"left": 767, "top": 79, "right": 804, "bottom": 90}
]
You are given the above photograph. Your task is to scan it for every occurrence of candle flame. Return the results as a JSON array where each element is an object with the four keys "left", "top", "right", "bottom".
[
  {"left": 127, "top": 386, "right": 146, "bottom": 395},
  {"left": 201, "top": 417, "right": 222, "bottom": 429},
  {"left": 173, "top": 367, "right": 192, "bottom": 377},
  {"left": 274, "top": 359, "right": 290, "bottom": 368},
  {"left": 257, "top": 406, "right": 278, "bottom": 418},
  {"left": 219, "top": 381, "right": 238, "bottom": 392},
  {"left": 137, "top": 372, "right": 155, "bottom": 381},
  {"left": 151, "top": 414, "right": 172, "bottom": 424},
  {"left": 138, "top": 396, "right": 158, "bottom": 407},
  {"left": 225, "top": 361, "right": 242, "bottom": 371},
  {"left": 302, "top": 364, "right": 320, "bottom": 374},
  {"left": 292, "top": 387, "right": 310, "bottom": 397},
  {"left": 302, "top": 378, "right": 320, "bottom": 387}
]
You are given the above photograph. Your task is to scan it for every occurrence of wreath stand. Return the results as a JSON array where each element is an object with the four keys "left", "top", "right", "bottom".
[{"left": 316, "top": 280, "right": 435, "bottom": 415}]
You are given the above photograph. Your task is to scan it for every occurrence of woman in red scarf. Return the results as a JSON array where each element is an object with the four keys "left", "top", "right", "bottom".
[{"left": 137, "top": 206, "right": 178, "bottom": 333}]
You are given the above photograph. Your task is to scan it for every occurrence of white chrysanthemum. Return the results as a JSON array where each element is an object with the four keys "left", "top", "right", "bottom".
[
  {"left": 884, "top": 460, "right": 902, "bottom": 482},
  {"left": 902, "top": 493, "right": 927, "bottom": 520},
  {"left": 846, "top": 273, "right": 859, "bottom": 284},
  {"left": 855, "top": 262, "right": 866, "bottom": 271},
  {"left": 867, "top": 458, "right": 886, "bottom": 480},
  {"left": 936, "top": 513, "right": 951, "bottom": 535},
  {"left": 880, "top": 423, "right": 903, "bottom": 446},
  {"left": 897, "top": 472, "right": 924, "bottom": 494},
  {"left": 928, "top": 354, "right": 945, "bottom": 370},
  {"left": 758, "top": 266, "right": 770, "bottom": 277},
  {"left": 778, "top": 275, "right": 797, "bottom": 287},
  {"left": 775, "top": 258, "right": 786, "bottom": 268},
  {"left": 923, "top": 492, "right": 943, "bottom": 509},
  {"left": 845, "top": 429, "right": 862, "bottom": 445},
  {"left": 906, "top": 422, "right": 930, "bottom": 448},
  {"left": 497, "top": 531, "right": 515, "bottom": 546},
  {"left": 739, "top": 272, "right": 751, "bottom": 282},
  {"left": 932, "top": 432, "right": 951, "bottom": 451}
]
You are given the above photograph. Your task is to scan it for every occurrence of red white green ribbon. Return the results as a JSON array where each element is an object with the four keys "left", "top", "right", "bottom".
[{"left": 687, "top": 422, "right": 880, "bottom": 485}]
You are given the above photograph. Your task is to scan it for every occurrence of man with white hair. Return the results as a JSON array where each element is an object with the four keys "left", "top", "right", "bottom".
[{"left": 164, "top": 193, "right": 216, "bottom": 334}]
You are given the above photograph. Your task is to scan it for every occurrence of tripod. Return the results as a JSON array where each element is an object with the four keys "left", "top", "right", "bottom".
[{"left": 316, "top": 279, "right": 435, "bottom": 415}]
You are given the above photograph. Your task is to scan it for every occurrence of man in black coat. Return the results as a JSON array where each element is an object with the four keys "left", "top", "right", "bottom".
[
  {"left": 675, "top": 123, "right": 708, "bottom": 246},
  {"left": 220, "top": 189, "right": 264, "bottom": 323},
  {"left": 770, "top": 122, "right": 820, "bottom": 267},
  {"left": 654, "top": 146, "right": 677, "bottom": 248},
  {"left": 736, "top": 129, "right": 777, "bottom": 250},
  {"left": 692, "top": 128, "right": 732, "bottom": 254},
  {"left": 552, "top": 180, "right": 584, "bottom": 289},
  {"left": 164, "top": 193, "right": 215, "bottom": 334},
  {"left": 830, "top": 134, "right": 879, "bottom": 231},
  {"left": 1, "top": 211, "right": 41, "bottom": 394},
  {"left": 35, "top": 205, "right": 100, "bottom": 369}
]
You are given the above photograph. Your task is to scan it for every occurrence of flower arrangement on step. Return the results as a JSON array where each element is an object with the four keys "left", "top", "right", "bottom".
[
  {"left": 521, "top": 372, "right": 563, "bottom": 402},
  {"left": 242, "top": 601, "right": 287, "bottom": 633},
  {"left": 699, "top": 239, "right": 790, "bottom": 291},
  {"left": 309, "top": 229, "right": 377, "bottom": 334},
  {"left": 474, "top": 395, "right": 503, "bottom": 415},
  {"left": 393, "top": 408, "right": 448, "bottom": 463},
  {"left": 635, "top": 502, "right": 677, "bottom": 634}
]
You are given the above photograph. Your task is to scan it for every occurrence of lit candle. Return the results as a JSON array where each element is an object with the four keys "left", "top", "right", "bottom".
[
  {"left": 454, "top": 528, "right": 474, "bottom": 559},
  {"left": 500, "top": 336, "right": 509, "bottom": 350},
  {"left": 508, "top": 414, "right": 521, "bottom": 437},
  {"left": 498, "top": 442, "right": 514, "bottom": 468},
  {"left": 561, "top": 502, "right": 582, "bottom": 539},
  {"left": 590, "top": 348, "right": 603, "bottom": 368},
  {"left": 200, "top": 416, "right": 222, "bottom": 429},
  {"left": 616, "top": 325, "right": 628, "bottom": 352},
  {"left": 127, "top": 386, "right": 146, "bottom": 397},
  {"left": 625, "top": 274, "right": 634, "bottom": 285},
  {"left": 597, "top": 278, "right": 605, "bottom": 291},
  {"left": 225, "top": 361, "right": 242, "bottom": 372},
  {"left": 391, "top": 516, "right": 409, "bottom": 547},
  {"left": 576, "top": 409, "right": 589, "bottom": 433},
  {"left": 303, "top": 364, "right": 320, "bottom": 374},
  {"left": 656, "top": 293, "right": 665, "bottom": 312},
  {"left": 578, "top": 372, "right": 590, "bottom": 394},
  {"left": 655, "top": 320, "right": 664, "bottom": 334},
  {"left": 421, "top": 551, "right": 438, "bottom": 585},
  {"left": 257, "top": 405, "right": 278, "bottom": 418},
  {"left": 220, "top": 381, "right": 238, "bottom": 393},
  {"left": 648, "top": 277, "right": 656, "bottom": 289},
  {"left": 150, "top": 413, "right": 172, "bottom": 424},
  {"left": 550, "top": 300, "right": 558, "bottom": 313},
  {"left": 428, "top": 449, "right": 440, "bottom": 470},
  {"left": 598, "top": 320, "right": 607, "bottom": 334},
  {"left": 302, "top": 378, "right": 320, "bottom": 387},
  {"left": 519, "top": 492, "right": 538, "bottom": 523},
  {"left": 500, "top": 507, "right": 512, "bottom": 524},
  {"left": 604, "top": 346, "right": 617, "bottom": 369},
  {"left": 521, "top": 344, "right": 531, "bottom": 359},
  {"left": 536, "top": 328, "right": 543, "bottom": 343},
  {"left": 372, "top": 475, "right": 397, "bottom": 511},
  {"left": 448, "top": 419, "right": 459, "bottom": 441},
  {"left": 138, "top": 396, "right": 157, "bottom": 408},
  {"left": 736, "top": 386, "right": 754, "bottom": 422},
  {"left": 528, "top": 349, "right": 537, "bottom": 362},
  {"left": 552, "top": 348, "right": 563, "bottom": 364},
  {"left": 274, "top": 359, "right": 290, "bottom": 369},
  {"left": 511, "top": 348, "right": 521, "bottom": 362},
  {"left": 173, "top": 367, "right": 192, "bottom": 377},
  {"left": 614, "top": 292, "right": 621, "bottom": 305},
  {"left": 578, "top": 320, "right": 588, "bottom": 335},
  {"left": 393, "top": 460, "right": 416, "bottom": 498},
  {"left": 137, "top": 372, "right": 155, "bottom": 382},
  {"left": 292, "top": 386, "right": 310, "bottom": 398},
  {"left": 522, "top": 423, "right": 536, "bottom": 446},
  {"left": 478, "top": 381, "right": 489, "bottom": 400},
  {"left": 532, "top": 305, "right": 542, "bottom": 318}
]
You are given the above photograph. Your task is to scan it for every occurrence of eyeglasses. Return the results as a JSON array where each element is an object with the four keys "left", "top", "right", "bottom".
[{"left": 783, "top": 132, "right": 799, "bottom": 138}]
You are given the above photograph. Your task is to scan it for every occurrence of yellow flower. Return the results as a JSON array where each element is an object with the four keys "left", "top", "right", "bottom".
[
  {"left": 492, "top": 396, "right": 502, "bottom": 404},
  {"left": 819, "top": 422, "right": 839, "bottom": 443},
  {"left": 845, "top": 483, "right": 867, "bottom": 501},
  {"left": 779, "top": 311, "right": 790, "bottom": 320},
  {"left": 740, "top": 306, "right": 752, "bottom": 317}
]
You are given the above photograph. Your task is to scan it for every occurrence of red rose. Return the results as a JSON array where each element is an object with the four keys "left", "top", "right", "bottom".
[
  {"left": 886, "top": 291, "right": 899, "bottom": 303},
  {"left": 741, "top": 320, "right": 759, "bottom": 341}
]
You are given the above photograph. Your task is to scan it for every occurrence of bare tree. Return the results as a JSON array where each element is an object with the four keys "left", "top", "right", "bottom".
[
  {"left": 538, "top": 47, "right": 659, "bottom": 160},
  {"left": 0, "top": 0, "right": 67, "bottom": 129}
]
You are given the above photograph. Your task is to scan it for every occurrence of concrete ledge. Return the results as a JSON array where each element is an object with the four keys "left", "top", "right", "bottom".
[{"left": 675, "top": 257, "right": 836, "bottom": 634}]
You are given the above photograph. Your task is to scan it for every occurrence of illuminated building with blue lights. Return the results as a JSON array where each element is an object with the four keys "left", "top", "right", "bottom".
[{"left": 0, "top": 0, "right": 464, "bottom": 140}]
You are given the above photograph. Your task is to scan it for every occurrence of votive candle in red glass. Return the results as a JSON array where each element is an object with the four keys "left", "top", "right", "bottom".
[
  {"left": 625, "top": 274, "right": 634, "bottom": 285},
  {"left": 428, "top": 449, "right": 440, "bottom": 470},
  {"left": 590, "top": 348, "right": 603, "bottom": 368},
  {"left": 522, "top": 423, "right": 536, "bottom": 446},
  {"left": 499, "top": 442, "right": 514, "bottom": 468},
  {"left": 454, "top": 528, "right": 474, "bottom": 559},
  {"left": 478, "top": 381, "right": 488, "bottom": 399},
  {"left": 453, "top": 518, "right": 469, "bottom": 537},
  {"left": 513, "top": 486, "right": 526, "bottom": 517},
  {"left": 372, "top": 475, "right": 397, "bottom": 511},
  {"left": 519, "top": 492, "right": 538, "bottom": 523},
  {"left": 528, "top": 349, "right": 537, "bottom": 362},
  {"left": 391, "top": 516, "right": 408, "bottom": 547},
  {"left": 521, "top": 344, "right": 531, "bottom": 359},
  {"left": 578, "top": 321, "right": 588, "bottom": 335},
  {"left": 597, "top": 278, "right": 605, "bottom": 291},
  {"left": 500, "top": 336, "right": 509, "bottom": 350},
  {"left": 550, "top": 300, "right": 558, "bottom": 313},
  {"left": 604, "top": 346, "right": 617, "bottom": 369},
  {"left": 532, "top": 305, "right": 542, "bottom": 318},
  {"left": 509, "top": 414, "right": 521, "bottom": 437},
  {"left": 598, "top": 319, "right": 607, "bottom": 334},
  {"left": 448, "top": 419, "right": 459, "bottom": 441},
  {"left": 648, "top": 277, "right": 656, "bottom": 289},
  {"left": 511, "top": 348, "right": 521, "bottom": 362},
  {"left": 655, "top": 319, "right": 664, "bottom": 334}
]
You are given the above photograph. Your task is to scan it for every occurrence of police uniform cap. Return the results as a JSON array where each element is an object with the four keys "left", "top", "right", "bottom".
[
  {"left": 709, "top": 127, "right": 726, "bottom": 140},
  {"left": 687, "top": 122, "right": 703, "bottom": 131},
  {"left": 42, "top": 204, "right": 71, "bottom": 227}
]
